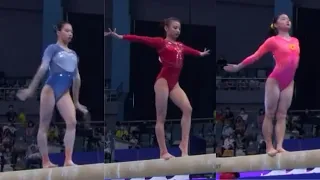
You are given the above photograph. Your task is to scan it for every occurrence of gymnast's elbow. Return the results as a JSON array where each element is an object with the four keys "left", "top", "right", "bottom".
[
  {"left": 37, "top": 63, "right": 49, "bottom": 75},
  {"left": 73, "top": 73, "right": 81, "bottom": 82}
]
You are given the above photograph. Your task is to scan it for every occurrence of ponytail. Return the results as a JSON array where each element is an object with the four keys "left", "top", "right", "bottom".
[{"left": 267, "top": 23, "right": 278, "bottom": 38}]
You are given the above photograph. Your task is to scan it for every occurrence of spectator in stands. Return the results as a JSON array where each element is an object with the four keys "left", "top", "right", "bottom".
[
  {"left": 104, "top": 130, "right": 113, "bottom": 163},
  {"left": 2, "top": 123, "right": 16, "bottom": 151},
  {"left": 248, "top": 77, "right": 259, "bottom": 90},
  {"left": 300, "top": 109, "right": 310, "bottom": 121},
  {"left": 238, "top": 108, "right": 248, "bottom": 124},
  {"left": 215, "top": 109, "right": 224, "bottom": 122},
  {"left": 11, "top": 137, "right": 27, "bottom": 170},
  {"left": 244, "top": 123, "right": 258, "bottom": 142},
  {"left": 6, "top": 105, "right": 17, "bottom": 122},
  {"left": 26, "top": 121, "right": 35, "bottom": 137},
  {"left": 115, "top": 124, "right": 128, "bottom": 140},
  {"left": 17, "top": 108, "right": 26, "bottom": 127},
  {"left": 235, "top": 133, "right": 244, "bottom": 150},
  {"left": 257, "top": 109, "right": 265, "bottom": 130},
  {"left": 129, "top": 134, "right": 139, "bottom": 149},
  {"left": 235, "top": 116, "right": 245, "bottom": 135},
  {"left": 222, "top": 122, "right": 234, "bottom": 138},
  {"left": 291, "top": 122, "right": 304, "bottom": 138},
  {"left": 222, "top": 135, "right": 234, "bottom": 152},
  {"left": 224, "top": 107, "right": 234, "bottom": 122},
  {"left": 25, "top": 141, "right": 42, "bottom": 169}
]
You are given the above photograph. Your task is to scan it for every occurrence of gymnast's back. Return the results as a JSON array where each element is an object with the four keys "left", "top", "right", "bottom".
[{"left": 44, "top": 44, "right": 78, "bottom": 76}]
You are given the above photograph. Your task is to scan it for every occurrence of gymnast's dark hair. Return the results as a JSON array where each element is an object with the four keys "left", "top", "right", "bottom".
[
  {"left": 161, "top": 17, "right": 180, "bottom": 27},
  {"left": 53, "top": 21, "right": 70, "bottom": 33},
  {"left": 267, "top": 15, "right": 281, "bottom": 38}
]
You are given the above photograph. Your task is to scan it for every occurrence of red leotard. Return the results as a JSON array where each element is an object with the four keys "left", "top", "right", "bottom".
[{"left": 123, "top": 35, "right": 201, "bottom": 91}]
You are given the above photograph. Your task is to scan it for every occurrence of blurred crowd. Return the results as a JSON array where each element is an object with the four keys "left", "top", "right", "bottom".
[
  {"left": 0, "top": 72, "right": 318, "bottom": 177},
  {"left": 0, "top": 76, "right": 107, "bottom": 171},
  {"left": 0, "top": 103, "right": 105, "bottom": 171},
  {"left": 216, "top": 57, "right": 270, "bottom": 91},
  {"left": 214, "top": 107, "right": 320, "bottom": 158}
]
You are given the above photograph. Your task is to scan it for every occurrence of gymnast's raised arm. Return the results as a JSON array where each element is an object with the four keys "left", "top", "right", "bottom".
[{"left": 104, "top": 28, "right": 164, "bottom": 49}]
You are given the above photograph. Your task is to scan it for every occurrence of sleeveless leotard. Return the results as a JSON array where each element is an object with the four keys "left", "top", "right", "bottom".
[
  {"left": 123, "top": 35, "right": 201, "bottom": 91},
  {"left": 240, "top": 35, "right": 300, "bottom": 90}
]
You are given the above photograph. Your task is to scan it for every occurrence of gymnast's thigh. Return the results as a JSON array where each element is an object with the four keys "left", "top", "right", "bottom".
[
  {"left": 264, "top": 78, "right": 281, "bottom": 116},
  {"left": 39, "top": 85, "right": 55, "bottom": 123},
  {"left": 154, "top": 78, "right": 169, "bottom": 117}
]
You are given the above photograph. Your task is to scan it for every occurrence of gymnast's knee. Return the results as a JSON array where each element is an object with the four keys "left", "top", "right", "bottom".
[
  {"left": 276, "top": 112, "right": 287, "bottom": 121},
  {"left": 66, "top": 119, "right": 77, "bottom": 129},
  {"left": 182, "top": 105, "right": 192, "bottom": 116},
  {"left": 38, "top": 120, "right": 51, "bottom": 132},
  {"left": 156, "top": 107, "right": 167, "bottom": 121},
  {"left": 264, "top": 111, "right": 275, "bottom": 120}
]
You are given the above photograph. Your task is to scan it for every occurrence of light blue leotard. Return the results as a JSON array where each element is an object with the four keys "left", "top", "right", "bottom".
[{"left": 42, "top": 44, "right": 78, "bottom": 101}]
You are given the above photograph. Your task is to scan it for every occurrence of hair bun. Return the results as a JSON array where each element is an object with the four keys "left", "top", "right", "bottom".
[{"left": 270, "top": 23, "right": 274, "bottom": 29}]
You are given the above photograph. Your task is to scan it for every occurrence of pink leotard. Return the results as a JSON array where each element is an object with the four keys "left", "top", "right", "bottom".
[{"left": 240, "top": 35, "right": 300, "bottom": 90}]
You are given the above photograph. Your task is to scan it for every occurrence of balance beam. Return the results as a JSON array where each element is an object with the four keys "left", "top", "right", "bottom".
[
  {"left": 216, "top": 149, "right": 320, "bottom": 172},
  {"left": 0, "top": 153, "right": 216, "bottom": 180}
]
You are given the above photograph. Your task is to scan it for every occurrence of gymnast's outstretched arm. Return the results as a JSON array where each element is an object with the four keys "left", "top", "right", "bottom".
[
  {"left": 238, "top": 37, "right": 274, "bottom": 69},
  {"left": 72, "top": 68, "right": 81, "bottom": 104},
  {"left": 122, "top": 35, "right": 164, "bottom": 49},
  {"left": 105, "top": 28, "right": 164, "bottom": 49}
]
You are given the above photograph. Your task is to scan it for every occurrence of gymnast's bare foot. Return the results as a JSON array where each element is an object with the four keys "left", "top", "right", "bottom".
[
  {"left": 179, "top": 144, "right": 189, "bottom": 157},
  {"left": 160, "top": 152, "right": 175, "bottom": 160},
  {"left": 42, "top": 162, "right": 58, "bottom": 168},
  {"left": 64, "top": 160, "right": 77, "bottom": 166},
  {"left": 277, "top": 147, "right": 288, "bottom": 153},
  {"left": 266, "top": 148, "right": 278, "bottom": 157}
]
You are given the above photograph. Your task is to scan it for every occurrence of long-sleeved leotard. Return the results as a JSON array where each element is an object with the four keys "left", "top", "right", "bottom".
[
  {"left": 240, "top": 35, "right": 300, "bottom": 90},
  {"left": 123, "top": 35, "right": 201, "bottom": 91},
  {"left": 43, "top": 44, "right": 79, "bottom": 101}
]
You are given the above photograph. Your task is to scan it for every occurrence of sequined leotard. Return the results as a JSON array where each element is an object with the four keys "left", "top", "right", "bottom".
[{"left": 123, "top": 35, "right": 201, "bottom": 91}]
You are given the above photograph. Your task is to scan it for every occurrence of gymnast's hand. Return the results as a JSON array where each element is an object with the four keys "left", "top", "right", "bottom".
[
  {"left": 104, "top": 28, "right": 123, "bottom": 39},
  {"left": 74, "top": 102, "right": 88, "bottom": 114},
  {"left": 16, "top": 88, "right": 33, "bottom": 101},
  {"left": 224, "top": 64, "right": 241, "bottom": 72},
  {"left": 200, "top": 48, "right": 210, "bottom": 57}
]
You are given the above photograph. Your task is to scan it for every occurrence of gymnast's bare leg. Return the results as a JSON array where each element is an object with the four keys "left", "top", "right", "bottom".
[
  {"left": 56, "top": 92, "right": 77, "bottom": 166},
  {"left": 154, "top": 78, "right": 174, "bottom": 160},
  {"left": 263, "top": 78, "right": 280, "bottom": 156},
  {"left": 275, "top": 81, "right": 294, "bottom": 153},
  {"left": 170, "top": 84, "right": 192, "bottom": 157},
  {"left": 38, "top": 85, "right": 58, "bottom": 168}
]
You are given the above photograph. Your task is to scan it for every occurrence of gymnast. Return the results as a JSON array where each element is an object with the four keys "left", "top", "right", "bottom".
[
  {"left": 16, "top": 21, "right": 88, "bottom": 168},
  {"left": 224, "top": 14, "right": 300, "bottom": 156},
  {"left": 105, "top": 17, "right": 210, "bottom": 159}
]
